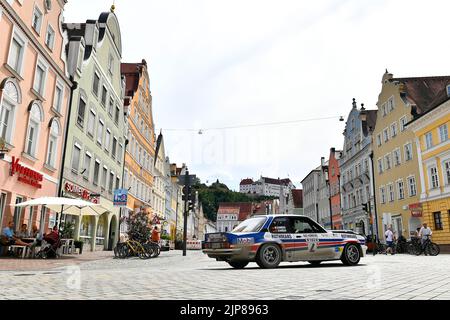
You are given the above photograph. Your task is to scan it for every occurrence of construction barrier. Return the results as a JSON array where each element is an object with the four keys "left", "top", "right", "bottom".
[{"left": 186, "top": 240, "right": 202, "bottom": 250}]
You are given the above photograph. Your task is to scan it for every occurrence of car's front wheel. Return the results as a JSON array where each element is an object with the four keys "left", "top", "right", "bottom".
[
  {"left": 228, "top": 261, "right": 249, "bottom": 269},
  {"left": 341, "top": 243, "right": 361, "bottom": 266},
  {"left": 256, "top": 243, "right": 282, "bottom": 269}
]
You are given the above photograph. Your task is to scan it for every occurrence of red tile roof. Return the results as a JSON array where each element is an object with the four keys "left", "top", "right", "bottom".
[
  {"left": 391, "top": 76, "right": 450, "bottom": 114},
  {"left": 240, "top": 179, "right": 254, "bottom": 186},
  {"left": 217, "top": 203, "right": 253, "bottom": 221}
]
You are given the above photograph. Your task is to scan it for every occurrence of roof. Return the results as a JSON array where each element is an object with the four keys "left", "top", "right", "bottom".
[
  {"left": 366, "top": 110, "right": 378, "bottom": 131},
  {"left": 390, "top": 76, "right": 450, "bottom": 114},
  {"left": 262, "top": 177, "right": 292, "bottom": 186},
  {"left": 240, "top": 179, "right": 254, "bottom": 186},
  {"left": 291, "top": 189, "right": 303, "bottom": 208},
  {"left": 121, "top": 62, "right": 146, "bottom": 98},
  {"left": 300, "top": 165, "right": 322, "bottom": 183},
  {"left": 217, "top": 203, "right": 253, "bottom": 221}
]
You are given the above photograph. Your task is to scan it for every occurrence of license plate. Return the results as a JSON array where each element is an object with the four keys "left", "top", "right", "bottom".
[{"left": 212, "top": 243, "right": 223, "bottom": 249}]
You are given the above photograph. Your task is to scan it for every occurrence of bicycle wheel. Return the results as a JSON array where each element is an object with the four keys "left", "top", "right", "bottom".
[
  {"left": 151, "top": 243, "right": 160, "bottom": 258},
  {"left": 119, "top": 243, "right": 130, "bottom": 258},
  {"left": 427, "top": 243, "right": 440, "bottom": 256},
  {"left": 142, "top": 243, "right": 155, "bottom": 259},
  {"left": 413, "top": 244, "right": 422, "bottom": 256},
  {"left": 137, "top": 243, "right": 151, "bottom": 260}
]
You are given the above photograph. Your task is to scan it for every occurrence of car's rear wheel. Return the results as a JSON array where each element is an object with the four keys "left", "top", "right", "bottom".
[
  {"left": 341, "top": 243, "right": 361, "bottom": 266},
  {"left": 228, "top": 261, "right": 249, "bottom": 269},
  {"left": 256, "top": 243, "right": 282, "bottom": 269},
  {"left": 308, "top": 261, "right": 322, "bottom": 266}
]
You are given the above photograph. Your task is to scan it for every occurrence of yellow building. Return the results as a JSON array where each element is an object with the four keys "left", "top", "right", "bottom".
[
  {"left": 121, "top": 60, "right": 155, "bottom": 232},
  {"left": 373, "top": 71, "right": 450, "bottom": 239},
  {"left": 408, "top": 92, "right": 450, "bottom": 247}
]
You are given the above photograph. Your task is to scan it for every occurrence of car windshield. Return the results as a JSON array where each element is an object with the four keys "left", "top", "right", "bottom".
[{"left": 232, "top": 217, "right": 267, "bottom": 233}]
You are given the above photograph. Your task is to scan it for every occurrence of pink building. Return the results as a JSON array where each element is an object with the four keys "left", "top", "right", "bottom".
[{"left": 0, "top": 0, "right": 72, "bottom": 234}]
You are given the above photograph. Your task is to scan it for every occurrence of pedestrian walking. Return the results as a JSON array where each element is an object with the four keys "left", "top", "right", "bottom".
[{"left": 385, "top": 226, "right": 395, "bottom": 255}]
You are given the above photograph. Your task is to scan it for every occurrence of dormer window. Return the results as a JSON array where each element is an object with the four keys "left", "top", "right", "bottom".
[{"left": 45, "top": 0, "right": 52, "bottom": 12}]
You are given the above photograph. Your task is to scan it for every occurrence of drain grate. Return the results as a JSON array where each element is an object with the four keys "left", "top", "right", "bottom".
[{"left": 14, "top": 274, "right": 35, "bottom": 277}]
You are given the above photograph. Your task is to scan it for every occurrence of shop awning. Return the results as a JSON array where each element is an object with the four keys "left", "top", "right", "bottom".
[{"left": 11, "top": 197, "right": 109, "bottom": 216}]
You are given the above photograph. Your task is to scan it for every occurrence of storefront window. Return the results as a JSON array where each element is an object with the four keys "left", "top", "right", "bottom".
[
  {"left": 13, "top": 197, "right": 24, "bottom": 232},
  {"left": 0, "top": 193, "right": 6, "bottom": 228},
  {"left": 96, "top": 214, "right": 106, "bottom": 247},
  {"left": 80, "top": 216, "right": 93, "bottom": 248}
]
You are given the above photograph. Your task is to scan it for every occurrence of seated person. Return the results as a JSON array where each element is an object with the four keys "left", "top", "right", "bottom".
[
  {"left": 2, "top": 221, "right": 31, "bottom": 247},
  {"left": 16, "top": 224, "right": 30, "bottom": 239},
  {"left": 43, "top": 226, "right": 60, "bottom": 245},
  {"left": 31, "top": 224, "right": 39, "bottom": 238}
]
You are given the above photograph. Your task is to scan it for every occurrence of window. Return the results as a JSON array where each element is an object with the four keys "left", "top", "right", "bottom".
[
  {"left": 269, "top": 217, "right": 290, "bottom": 234},
  {"left": 430, "top": 166, "right": 439, "bottom": 189},
  {"left": 108, "top": 97, "right": 114, "bottom": 117},
  {"left": 8, "top": 34, "right": 26, "bottom": 74},
  {"left": 118, "top": 143, "right": 123, "bottom": 163},
  {"left": 32, "top": 6, "right": 43, "bottom": 34},
  {"left": 405, "top": 143, "right": 413, "bottom": 161},
  {"left": 25, "top": 103, "right": 43, "bottom": 157},
  {"left": 400, "top": 117, "right": 408, "bottom": 132},
  {"left": 108, "top": 54, "right": 114, "bottom": 75},
  {"left": 433, "top": 212, "right": 443, "bottom": 230},
  {"left": 53, "top": 82, "right": 63, "bottom": 113},
  {"left": 425, "top": 132, "right": 433, "bottom": 150},
  {"left": 114, "top": 104, "right": 120, "bottom": 124},
  {"left": 439, "top": 124, "right": 448, "bottom": 143},
  {"left": 77, "top": 47, "right": 84, "bottom": 71},
  {"left": 101, "top": 86, "right": 108, "bottom": 106},
  {"left": 444, "top": 161, "right": 450, "bottom": 186},
  {"left": 115, "top": 176, "right": 120, "bottom": 190},
  {"left": 105, "top": 129, "right": 111, "bottom": 151},
  {"left": 71, "top": 144, "right": 82, "bottom": 172},
  {"left": 397, "top": 180, "right": 405, "bottom": 200},
  {"left": 46, "top": 120, "right": 60, "bottom": 168},
  {"left": 112, "top": 137, "right": 117, "bottom": 159},
  {"left": 391, "top": 123, "right": 398, "bottom": 138},
  {"left": 102, "top": 167, "right": 108, "bottom": 189},
  {"left": 388, "top": 184, "right": 395, "bottom": 202},
  {"left": 87, "top": 109, "right": 96, "bottom": 137},
  {"left": 33, "top": 62, "right": 47, "bottom": 96},
  {"left": 109, "top": 172, "right": 114, "bottom": 193},
  {"left": 83, "top": 153, "right": 91, "bottom": 180},
  {"left": 408, "top": 176, "right": 417, "bottom": 197},
  {"left": 393, "top": 148, "right": 401, "bottom": 166},
  {"left": 385, "top": 154, "right": 392, "bottom": 170},
  {"left": 377, "top": 134, "right": 382, "bottom": 147},
  {"left": 97, "top": 119, "right": 104, "bottom": 145},
  {"left": 382, "top": 103, "right": 387, "bottom": 117},
  {"left": 77, "top": 96, "right": 86, "bottom": 127},
  {"left": 45, "top": 25, "right": 55, "bottom": 49},
  {"left": 383, "top": 128, "right": 389, "bottom": 142},
  {"left": 1, "top": 83, "right": 21, "bottom": 142},
  {"left": 93, "top": 160, "right": 100, "bottom": 186},
  {"left": 93, "top": 72, "right": 100, "bottom": 96},
  {"left": 388, "top": 97, "right": 395, "bottom": 112}
]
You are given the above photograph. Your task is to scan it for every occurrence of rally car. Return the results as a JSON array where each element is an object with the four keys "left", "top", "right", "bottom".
[{"left": 202, "top": 215, "right": 367, "bottom": 269}]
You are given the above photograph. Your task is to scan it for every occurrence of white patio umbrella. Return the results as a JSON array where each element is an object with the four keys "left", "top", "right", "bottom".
[{"left": 12, "top": 197, "right": 108, "bottom": 217}]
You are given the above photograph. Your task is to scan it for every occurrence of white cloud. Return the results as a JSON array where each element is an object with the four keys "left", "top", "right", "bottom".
[{"left": 65, "top": 0, "right": 450, "bottom": 190}]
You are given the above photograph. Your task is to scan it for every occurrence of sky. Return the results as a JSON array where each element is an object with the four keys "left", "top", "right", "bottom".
[{"left": 64, "top": 0, "right": 450, "bottom": 191}]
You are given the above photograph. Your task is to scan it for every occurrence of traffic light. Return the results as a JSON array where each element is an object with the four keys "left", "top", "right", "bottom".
[
  {"left": 362, "top": 203, "right": 369, "bottom": 213},
  {"left": 188, "top": 199, "right": 195, "bottom": 212}
]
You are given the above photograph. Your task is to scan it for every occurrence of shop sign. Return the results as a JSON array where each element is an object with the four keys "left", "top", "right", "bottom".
[
  {"left": 64, "top": 182, "right": 99, "bottom": 204},
  {"left": 10, "top": 157, "right": 43, "bottom": 188},
  {"left": 113, "top": 189, "right": 128, "bottom": 206},
  {"left": 409, "top": 203, "right": 423, "bottom": 217}
]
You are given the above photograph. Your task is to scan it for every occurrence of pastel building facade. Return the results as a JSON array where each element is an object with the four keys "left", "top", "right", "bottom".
[
  {"left": 0, "top": 0, "right": 71, "bottom": 234},
  {"left": 121, "top": 60, "right": 155, "bottom": 236},
  {"left": 61, "top": 10, "right": 126, "bottom": 251},
  {"left": 408, "top": 92, "right": 450, "bottom": 246}
]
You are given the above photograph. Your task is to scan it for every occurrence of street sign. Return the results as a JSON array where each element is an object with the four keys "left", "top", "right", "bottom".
[
  {"left": 178, "top": 174, "right": 196, "bottom": 186},
  {"left": 113, "top": 189, "right": 128, "bottom": 206}
]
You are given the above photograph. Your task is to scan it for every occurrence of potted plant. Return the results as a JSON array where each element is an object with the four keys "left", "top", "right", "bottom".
[{"left": 60, "top": 221, "right": 75, "bottom": 239}]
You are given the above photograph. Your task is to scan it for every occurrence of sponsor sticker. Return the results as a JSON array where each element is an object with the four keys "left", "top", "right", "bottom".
[{"left": 237, "top": 238, "right": 254, "bottom": 245}]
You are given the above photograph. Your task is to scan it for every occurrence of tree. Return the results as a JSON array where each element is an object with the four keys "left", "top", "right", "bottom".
[{"left": 126, "top": 211, "right": 151, "bottom": 243}]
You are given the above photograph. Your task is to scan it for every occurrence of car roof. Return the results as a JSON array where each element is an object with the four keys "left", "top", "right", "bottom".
[{"left": 253, "top": 214, "right": 310, "bottom": 219}]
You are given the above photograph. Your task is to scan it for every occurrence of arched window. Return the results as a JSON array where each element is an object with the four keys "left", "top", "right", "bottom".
[
  {"left": 25, "top": 101, "right": 44, "bottom": 157},
  {"left": 46, "top": 118, "right": 60, "bottom": 168},
  {"left": 0, "top": 78, "right": 21, "bottom": 144}
]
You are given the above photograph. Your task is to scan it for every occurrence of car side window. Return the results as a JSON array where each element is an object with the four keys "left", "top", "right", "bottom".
[
  {"left": 291, "top": 217, "right": 322, "bottom": 234},
  {"left": 269, "top": 217, "right": 292, "bottom": 234}
]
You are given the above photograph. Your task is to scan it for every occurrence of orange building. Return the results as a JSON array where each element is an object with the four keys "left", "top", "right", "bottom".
[
  {"left": 328, "top": 148, "right": 342, "bottom": 229},
  {"left": 121, "top": 60, "right": 155, "bottom": 234}
]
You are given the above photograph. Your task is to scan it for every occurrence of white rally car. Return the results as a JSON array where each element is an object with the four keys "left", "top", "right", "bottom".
[{"left": 203, "top": 215, "right": 367, "bottom": 269}]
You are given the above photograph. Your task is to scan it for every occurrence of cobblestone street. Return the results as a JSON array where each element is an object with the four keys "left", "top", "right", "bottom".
[{"left": 1, "top": 251, "right": 450, "bottom": 300}]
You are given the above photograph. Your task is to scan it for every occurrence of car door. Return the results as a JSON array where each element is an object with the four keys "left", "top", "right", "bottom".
[
  {"left": 291, "top": 217, "right": 335, "bottom": 260},
  {"left": 289, "top": 217, "right": 317, "bottom": 261},
  {"left": 268, "top": 217, "right": 297, "bottom": 261}
]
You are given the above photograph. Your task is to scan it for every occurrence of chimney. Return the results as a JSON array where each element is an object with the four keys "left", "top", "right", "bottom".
[{"left": 321, "top": 157, "right": 325, "bottom": 167}]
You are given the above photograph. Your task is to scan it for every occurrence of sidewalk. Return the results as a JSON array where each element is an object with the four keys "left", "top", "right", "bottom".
[{"left": 0, "top": 250, "right": 113, "bottom": 272}]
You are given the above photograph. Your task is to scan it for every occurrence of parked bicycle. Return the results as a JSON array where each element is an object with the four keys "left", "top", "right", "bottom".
[
  {"left": 114, "top": 239, "right": 153, "bottom": 259},
  {"left": 409, "top": 235, "right": 440, "bottom": 256}
]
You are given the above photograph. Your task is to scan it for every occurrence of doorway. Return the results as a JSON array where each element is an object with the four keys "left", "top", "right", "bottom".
[
  {"left": 108, "top": 216, "right": 117, "bottom": 251},
  {"left": 392, "top": 215, "right": 403, "bottom": 238}
]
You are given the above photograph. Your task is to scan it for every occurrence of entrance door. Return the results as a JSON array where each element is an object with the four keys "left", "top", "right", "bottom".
[
  {"left": 108, "top": 216, "right": 117, "bottom": 250},
  {"left": 13, "top": 196, "right": 23, "bottom": 232},
  {"left": 392, "top": 216, "right": 403, "bottom": 239},
  {"left": 0, "top": 193, "right": 6, "bottom": 228}
]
